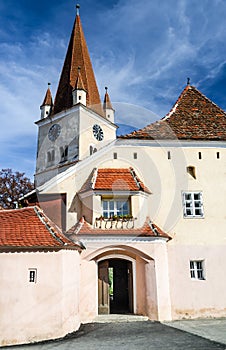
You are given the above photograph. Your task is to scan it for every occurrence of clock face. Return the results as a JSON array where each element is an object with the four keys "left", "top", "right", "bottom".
[
  {"left": 93, "top": 124, "right": 104, "bottom": 141},
  {"left": 48, "top": 124, "right": 61, "bottom": 142}
]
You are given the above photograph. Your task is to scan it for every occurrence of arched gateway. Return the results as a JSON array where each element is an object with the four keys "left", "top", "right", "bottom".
[{"left": 98, "top": 258, "right": 133, "bottom": 314}]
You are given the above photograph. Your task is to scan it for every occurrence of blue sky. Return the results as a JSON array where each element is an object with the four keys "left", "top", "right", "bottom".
[{"left": 1, "top": 0, "right": 226, "bottom": 179}]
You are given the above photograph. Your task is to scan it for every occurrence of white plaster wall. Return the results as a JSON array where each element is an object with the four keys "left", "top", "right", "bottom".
[
  {"left": 168, "top": 244, "right": 226, "bottom": 319},
  {"left": 0, "top": 250, "right": 80, "bottom": 346}
]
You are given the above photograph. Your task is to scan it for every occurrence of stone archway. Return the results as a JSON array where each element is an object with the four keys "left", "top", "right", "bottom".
[{"left": 98, "top": 258, "right": 133, "bottom": 315}]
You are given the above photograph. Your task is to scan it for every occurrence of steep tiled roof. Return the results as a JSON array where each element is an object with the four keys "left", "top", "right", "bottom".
[
  {"left": 79, "top": 168, "right": 151, "bottom": 193},
  {"left": 0, "top": 206, "right": 81, "bottom": 250},
  {"left": 67, "top": 217, "right": 170, "bottom": 240},
  {"left": 53, "top": 13, "right": 103, "bottom": 116},
  {"left": 120, "top": 85, "right": 226, "bottom": 140},
  {"left": 40, "top": 87, "right": 53, "bottom": 107}
]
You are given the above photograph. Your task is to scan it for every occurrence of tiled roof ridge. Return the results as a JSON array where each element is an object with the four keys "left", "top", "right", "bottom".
[
  {"left": 129, "top": 167, "right": 144, "bottom": 191},
  {"left": 89, "top": 167, "right": 151, "bottom": 194},
  {"left": 162, "top": 84, "right": 190, "bottom": 120},
  {"left": 33, "top": 206, "right": 67, "bottom": 245},
  {"left": 163, "top": 85, "right": 226, "bottom": 121},
  {"left": 189, "top": 85, "right": 226, "bottom": 116},
  {"left": 72, "top": 216, "right": 86, "bottom": 235},
  {"left": 67, "top": 216, "right": 171, "bottom": 240},
  {"left": 119, "top": 84, "right": 226, "bottom": 141},
  {"left": 0, "top": 206, "right": 83, "bottom": 249},
  {"left": 91, "top": 167, "right": 98, "bottom": 189}
]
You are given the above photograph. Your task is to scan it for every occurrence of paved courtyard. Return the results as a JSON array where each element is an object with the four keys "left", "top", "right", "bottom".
[{"left": 6, "top": 319, "right": 226, "bottom": 350}]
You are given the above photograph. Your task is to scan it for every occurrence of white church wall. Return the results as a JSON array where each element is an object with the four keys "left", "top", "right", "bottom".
[{"left": 0, "top": 249, "right": 80, "bottom": 346}]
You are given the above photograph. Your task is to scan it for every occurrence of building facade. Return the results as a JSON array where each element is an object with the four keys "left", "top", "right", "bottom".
[
  {"left": 34, "top": 6, "right": 226, "bottom": 323},
  {"left": 2, "top": 4, "right": 226, "bottom": 346}
]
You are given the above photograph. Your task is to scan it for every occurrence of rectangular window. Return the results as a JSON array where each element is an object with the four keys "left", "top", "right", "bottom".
[
  {"left": 102, "top": 199, "right": 130, "bottom": 218},
  {"left": 113, "top": 152, "right": 117, "bottom": 159},
  {"left": 190, "top": 261, "right": 205, "bottom": 280},
  {"left": 198, "top": 152, "right": 202, "bottom": 159},
  {"left": 168, "top": 151, "right": 171, "bottom": 160},
  {"left": 29, "top": 269, "right": 37, "bottom": 283},
  {"left": 133, "top": 152, "right": 137, "bottom": 159},
  {"left": 183, "top": 192, "right": 204, "bottom": 218}
]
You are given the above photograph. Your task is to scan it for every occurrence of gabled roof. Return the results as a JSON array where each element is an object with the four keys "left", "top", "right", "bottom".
[
  {"left": 53, "top": 12, "right": 103, "bottom": 116},
  {"left": 40, "top": 87, "right": 53, "bottom": 107},
  {"left": 79, "top": 168, "right": 151, "bottom": 194},
  {"left": 120, "top": 85, "right": 226, "bottom": 141},
  {"left": 67, "top": 217, "right": 170, "bottom": 240},
  {"left": 0, "top": 206, "right": 81, "bottom": 250}
]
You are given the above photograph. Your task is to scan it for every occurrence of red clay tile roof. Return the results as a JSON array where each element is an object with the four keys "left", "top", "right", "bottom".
[
  {"left": 79, "top": 168, "right": 151, "bottom": 193},
  {"left": 67, "top": 217, "right": 170, "bottom": 240},
  {"left": 120, "top": 85, "right": 226, "bottom": 141},
  {"left": 0, "top": 206, "right": 80, "bottom": 249},
  {"left": 40, "top": 87, "right": 53, "bottom": 107},
  {"left": 53, "top": 14, "right": 103, "bottom": 116}
]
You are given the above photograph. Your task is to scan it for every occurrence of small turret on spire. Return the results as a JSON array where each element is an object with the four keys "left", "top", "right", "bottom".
[
  {"left": 76, "top": 4, "right": 80, "bottom": 16},
  {"left": 103, "top": 86, "right": 115, "bottom": 123},
  {"left": 40, "top": 83, "right": 53, "bottom": 119},
  {"left": 72, "top": 66, "right": 87, "bottom": 106}
]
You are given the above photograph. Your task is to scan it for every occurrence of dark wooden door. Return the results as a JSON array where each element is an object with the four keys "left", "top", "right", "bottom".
[
  {"left": 98, "top": 260, "right": 109, "bottom": 314},
  {"left": 109, "top": 259, "right": 133, "bottom": 314}
]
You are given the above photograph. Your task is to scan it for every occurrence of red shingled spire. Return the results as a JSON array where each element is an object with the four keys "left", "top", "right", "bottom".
[
  {"left": 103, "top": 87, "right": 113, "bottom": 110},
  {"left": 53, "top": 6, "right": 103, "bottom": 116},
  {"left": 40, "top": 86, "right": 53, "bottom": 107}
]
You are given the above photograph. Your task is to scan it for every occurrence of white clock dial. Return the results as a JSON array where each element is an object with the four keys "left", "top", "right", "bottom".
[
  {"left": 48, "top": 124, "right": 61, "bottom": 142},
  {"left": 93, "top": 124, "right": 104, "bottom": 141}
]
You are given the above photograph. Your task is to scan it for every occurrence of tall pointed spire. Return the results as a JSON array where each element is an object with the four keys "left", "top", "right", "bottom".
[{"left": 53, "top": 5, "right": 103, "bottom": 116}]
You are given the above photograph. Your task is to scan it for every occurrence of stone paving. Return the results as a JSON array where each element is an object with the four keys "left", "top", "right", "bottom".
[
  {"left": 163, "top": 318, "right": 226, "bottom": 346},
  {"left": 5, "top": 320, "right": 226, "bottom": 350}
]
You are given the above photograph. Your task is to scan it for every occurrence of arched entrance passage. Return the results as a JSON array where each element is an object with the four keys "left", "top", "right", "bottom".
[{"left": 98, "top": 258, "right": 133, "bottom": 315}]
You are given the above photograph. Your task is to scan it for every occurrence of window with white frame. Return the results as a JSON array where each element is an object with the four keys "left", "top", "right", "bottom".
[
  {"left": 183, "top": 192, "right": 203, "bottom": 218},
  {"left": 102, "top": 199, "right": 130, "bottom": 218},
  {"left": 190, "top": 260, "right": 205, "bottom": 280}
]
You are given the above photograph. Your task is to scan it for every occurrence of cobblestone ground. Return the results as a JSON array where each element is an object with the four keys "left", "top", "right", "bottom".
[{"left": 8, "top": 321, "right": 226, "bottom": 350}]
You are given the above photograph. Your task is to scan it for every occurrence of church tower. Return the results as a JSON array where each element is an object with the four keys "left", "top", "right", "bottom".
[{"left": 35, "top": 5, "right": 117, "bottom": 186}]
